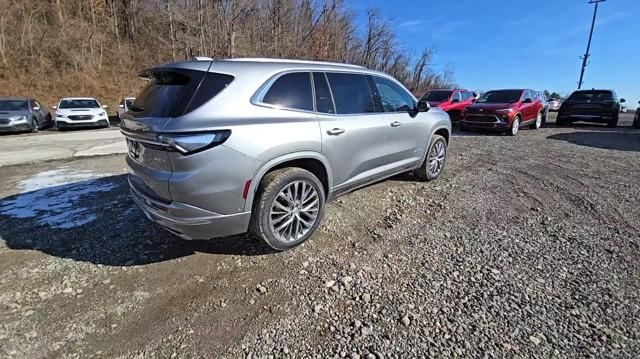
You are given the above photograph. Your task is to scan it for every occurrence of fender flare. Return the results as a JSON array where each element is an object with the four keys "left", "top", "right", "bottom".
[
  {"left": 419, "top": 124, "right": 451, "bottom": 164},
  {"left": 243, "top": 151, "right": 334, "bottom": 212}
]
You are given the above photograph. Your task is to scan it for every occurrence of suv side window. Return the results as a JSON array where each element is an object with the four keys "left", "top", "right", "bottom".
[
  {"left": 326, "top": 72, "right": 376, "bottom": 114},
  {"left": 312, "top": 72, "right": 335, "bottom": 114},
  {"left": 453, "top": 91, "right": 462, "bottom": 102},
  {"left": 372, "top": 76, "right": 415, "bottom": 112},
  {"left": 522, "top": 90, "right": 530, "bottom": 102},
  {"left": 263, "top": 72, "right": 313, "bottom": 112}
]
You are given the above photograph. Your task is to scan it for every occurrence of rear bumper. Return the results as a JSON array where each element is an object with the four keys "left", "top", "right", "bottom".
[
  {"left": 556, "top": 113, "right": 614, "bottom": 122},
  {"left": 129, "top": 176, "right": 251, "bottom": 239}
]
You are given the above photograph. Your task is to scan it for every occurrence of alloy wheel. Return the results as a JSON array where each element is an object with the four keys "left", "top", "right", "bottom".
[
  {"left": 268, "top": 180, "right": 320, "bottom": 243},
  {"left": 511, "top": 117, "right": 520, "bottom": 135},
  {"left": 428, "top": 139, "right": 447, "bottom": 177},
  {"left": 535, "top": 113, "right": 542, "bottom": 128}
]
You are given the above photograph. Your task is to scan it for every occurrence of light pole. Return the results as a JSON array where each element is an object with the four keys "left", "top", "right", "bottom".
[{"left": 577, "top": 0, "right": 606, "bottom": 89}]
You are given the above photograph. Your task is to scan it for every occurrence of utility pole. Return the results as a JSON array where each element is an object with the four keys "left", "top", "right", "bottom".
[{"left": 578, "top": 0, "right": 606, "bottom": 89}]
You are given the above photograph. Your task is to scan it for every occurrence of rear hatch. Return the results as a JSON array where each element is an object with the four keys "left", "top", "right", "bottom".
[
  {"left": 120, "top": 61, "right": 233, "bottom": 202},
  {"left": 563, "top": 90, "right": 616, "bottom": 116}
]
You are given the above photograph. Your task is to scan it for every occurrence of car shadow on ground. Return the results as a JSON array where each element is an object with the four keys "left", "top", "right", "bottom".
[
  {"left": 0, "top": 174, "right": 274, "bottom": 266},
  {"left": 547, "top": 129, "right": 640, "bottom": 152}
]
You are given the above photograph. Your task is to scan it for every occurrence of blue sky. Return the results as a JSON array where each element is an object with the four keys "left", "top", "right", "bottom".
[{"left": 351, "top": 0, "right": 639, "bottom": 105}]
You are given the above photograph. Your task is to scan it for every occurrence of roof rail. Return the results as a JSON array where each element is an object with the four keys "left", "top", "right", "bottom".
[
  {"left": 193, "top": 56, "right": 213, "bottom": 61},
  {"left": 220, "top": 57, "right": 365, "bottom": 69}
]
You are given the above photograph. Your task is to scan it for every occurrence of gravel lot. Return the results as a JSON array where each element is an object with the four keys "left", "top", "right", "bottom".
[{"left": 0, "top": 114, "right": 639, "bottom": 358}]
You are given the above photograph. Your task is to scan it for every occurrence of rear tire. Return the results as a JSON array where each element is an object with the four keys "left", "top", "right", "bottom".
[
  {"left": 607, "top": 114, "right": 618, "bottom": 128},
  {"left": 633, "top": 114, "right": 640, "bottom": 129},
  {"left": 250, "top": 168, "right": 326, "bottom": 251},
  {"left": 415, "top": 134, "right": 448, "bottom": 182},
  {"left": 530, "top": 112, "right": 542, "bottom": 130}
]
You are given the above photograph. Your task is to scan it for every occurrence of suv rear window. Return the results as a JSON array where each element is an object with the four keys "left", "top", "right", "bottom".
[
  {"left": 567, "top": 90, "right": 613, "bottom": 102},
  {"left": 262, "top": 72, "right": 313, "bottom": 111},
  {"left": 132, "top": 69, "right": 234, "bottom": 117}
]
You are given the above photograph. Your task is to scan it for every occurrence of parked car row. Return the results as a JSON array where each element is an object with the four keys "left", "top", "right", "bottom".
[{"left": 0, "top": 96, "right": 136, "bottom": 133}]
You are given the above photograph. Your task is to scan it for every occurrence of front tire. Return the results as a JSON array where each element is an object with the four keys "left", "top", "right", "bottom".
[
  {"left": 415, "top": 134, "right": 448, "bottom": 181},
  {"left": 31, "top": 118, "right": 39, "bottom": 133},
  {"left": 250, "top": 168, "right": 326, "bottom": 251},
  {"left": 508, "top": 116, "right": 520, "bottom": 136}
]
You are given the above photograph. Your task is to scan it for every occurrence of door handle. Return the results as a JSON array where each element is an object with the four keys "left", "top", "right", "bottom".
[
  {"left": 327, "top": 128, "right": 345, "bottom": 136},
  {"left": 390, "top": 121, "right": 402, "bottom": 127}
]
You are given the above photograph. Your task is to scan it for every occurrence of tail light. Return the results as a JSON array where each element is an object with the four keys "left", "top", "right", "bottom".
[{"left": 157, "top": 130, "right": 231, "bottom": 155}]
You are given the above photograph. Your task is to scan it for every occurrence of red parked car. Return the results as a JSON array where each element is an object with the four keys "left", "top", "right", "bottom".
[
  {"left": 420, "top": 89, "right": 476, "bottom": 123},
  {"left": 460, "top": 89, "right": 544, "bottom": 136}
]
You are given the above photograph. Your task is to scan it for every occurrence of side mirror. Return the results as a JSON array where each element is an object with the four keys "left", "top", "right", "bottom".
[
  {"left": 471, "top": 98, "right": 477, "bottom": 103},
  {"left": 102, "top": 105, "right": 109, "bottom": 109},
  {"left": 451, "top": 98, "right": 460, "bottom": 104},
  {"left": 523, "top": 98, "right": 533, "bottom": 104},
  {"left": 33, "top": 106, "right": 41, "bottom": 111},
  {"left": 416, "top": 101, "right": 430, "bottom": 113},
  {"left": 118, "top": 104, "right": 125, "bottom": 108},
  {"left": 620, "top": 98, "right": 626, "bottom": 103},
  {"left": 52, "top": 106, "right": 57, "bottom": 109}
]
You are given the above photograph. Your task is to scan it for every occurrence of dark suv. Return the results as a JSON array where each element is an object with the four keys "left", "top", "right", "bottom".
[{"left": 557, "top": 89, "right": 625, "bottom": 128}]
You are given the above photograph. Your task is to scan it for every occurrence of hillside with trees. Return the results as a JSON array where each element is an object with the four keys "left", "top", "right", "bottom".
[{"left": 0, "top": 0, "right": 454, "bottom": 109}]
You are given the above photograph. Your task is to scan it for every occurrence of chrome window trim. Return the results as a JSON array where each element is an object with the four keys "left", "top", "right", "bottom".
[{"left": 251, "top": 69, "right": 413, "bottom": 117}]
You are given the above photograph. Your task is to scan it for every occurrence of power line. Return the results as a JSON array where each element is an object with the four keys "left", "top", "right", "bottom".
[{"left": 577, "top": 0, "right": 606, "bottom": 89}]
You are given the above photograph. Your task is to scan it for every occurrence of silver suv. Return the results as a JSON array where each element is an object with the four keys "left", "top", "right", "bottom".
[{"left": 121, "top": 58, "right": 451, "bottom": 251}]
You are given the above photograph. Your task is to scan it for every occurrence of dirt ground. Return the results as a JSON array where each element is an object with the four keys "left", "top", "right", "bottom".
[{"left": 0, "top": 113, "right": 638, "bottom": 358}]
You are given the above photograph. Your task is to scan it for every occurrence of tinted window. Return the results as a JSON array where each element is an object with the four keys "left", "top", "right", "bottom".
[
  {"left": 0, "top": 100, "right": 28, "bottom": 110},
  {"left": 477, "top": 90, "right": 523, "bottom": 104},
  {"left": 461, "top": 91, "right": 470, "bottom": 100},
  {"left": 132, "top": 71, "right": 232, "bottom": 117},
  {"left": 373, "top": 76, "right": 415, "bottom": 112},
  {"left": 186, "top": 73, "right": 234, "bottom": 113},
  {"left": 421, "top": 90, "right": 452, "bottom": 102},
  {"left": 453, "top": 91, "right": 462, "bottom": 101},
  {"left": 313, "top": 72, "right": 335, "bottom": 114},
  {"left": 59, "top": 99, "right": 100, "bottom": 109},
  {"left": 132, "top": 69, "right": 206, "bottom": 117},
  {"left": 263, "top": 72, "right": 313, "bottom": 111},
  {"left": 326, "top": 73, "right": 376, "bottom": 114},
  {"left": 567, "top": 90, "right": 614, "bottom": 102}
]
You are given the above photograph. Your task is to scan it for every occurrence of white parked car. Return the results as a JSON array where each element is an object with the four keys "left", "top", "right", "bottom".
[
  {"left": 117, "top": 97, "right": 135, "bottom": 119},
  {"left": 53, "top": 97, "right": 110, "bottom": 130}
]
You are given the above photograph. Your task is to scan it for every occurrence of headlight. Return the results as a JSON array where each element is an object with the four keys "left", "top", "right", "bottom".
[
  {"left": 12, "top": 116, "right": 28, "bottom": 123},
  {"left": 98, "top": 112, "right": 106, "bottom": 116},
  {"left": 157, "top": 130, "right": 231, "bottom": 155},
  {"left": 495, "top": 108, "right": 513, "bottom": 113},
  {"left": 56, "top": 113, "right": 66, "bottom": 118}
]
